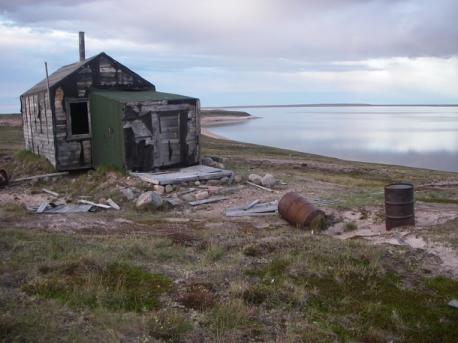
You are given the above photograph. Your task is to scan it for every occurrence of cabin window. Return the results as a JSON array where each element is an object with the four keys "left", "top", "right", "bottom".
[{"left": 67, "top": 100, "right": 90, "bottom": 138}]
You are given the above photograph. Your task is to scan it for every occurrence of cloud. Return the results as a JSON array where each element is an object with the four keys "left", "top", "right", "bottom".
[
  {"left": 1, "top": 0, "right": 458, "bottom": 60},
  {"left": 0, "top": 0, "right": 457, "bottom": 111}
]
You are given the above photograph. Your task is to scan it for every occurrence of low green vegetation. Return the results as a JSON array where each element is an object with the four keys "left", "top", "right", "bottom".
[
  {"left": 148, "top": 310, "right": 193, "bottom": 342},
  {"left": 23, "top": 260, "right": 171, "bottom": 312},
  {"left": 1, "top": 227, "right": 457, "bottom": 342},
  {"left": 0, "top": 125, "right": 23, "bottom": 152},
  {"left": 344, "top": 221, "right": 358, "bottom": 231}
]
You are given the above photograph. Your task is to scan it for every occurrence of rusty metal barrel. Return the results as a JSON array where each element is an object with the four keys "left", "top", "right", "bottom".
[
  {"left": 384, "top": 183, "right": 415, "bottom": 230},
  {"left": 278, "top": 192, "right": 324, "bottom": 229}
]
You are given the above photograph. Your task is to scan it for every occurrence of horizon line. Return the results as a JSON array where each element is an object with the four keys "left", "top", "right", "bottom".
[{"left": 204, "top": 103, "right": 458, "bottom": 109}]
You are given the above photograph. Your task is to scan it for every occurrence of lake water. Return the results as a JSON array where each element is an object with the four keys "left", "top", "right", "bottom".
[{"left": 207, "top": 106, "right": 458, "bottom": 173}]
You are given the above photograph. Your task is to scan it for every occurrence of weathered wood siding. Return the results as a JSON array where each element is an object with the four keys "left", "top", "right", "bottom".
[
  {"left": 52, "top": 54, "right": 153, "bottom": 170},
  {"left": 122, "top": 99, "right": 200, "bottom": 171},
  {"left": 20, "top": 92, "right": 56, "bottom": 167}
]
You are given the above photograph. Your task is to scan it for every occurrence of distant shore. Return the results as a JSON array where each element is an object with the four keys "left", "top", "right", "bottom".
[
  {"left": 206, "top": 103, "right": 458, "bottom": 109},
  {"left": 200, "top": 109, "right": 256, "bottom": 139}
]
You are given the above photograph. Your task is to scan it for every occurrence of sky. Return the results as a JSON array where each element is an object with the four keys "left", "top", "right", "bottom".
[{"left": 0, "top": 0, "right": 457, "bottom": 112}]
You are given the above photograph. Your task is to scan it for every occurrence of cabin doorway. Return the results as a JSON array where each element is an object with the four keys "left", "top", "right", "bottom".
[{"left": 156, "top": 110, "right": 188, "bottom": 167}]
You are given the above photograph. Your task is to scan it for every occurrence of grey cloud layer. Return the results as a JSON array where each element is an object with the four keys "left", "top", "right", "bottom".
[{"left": 1, "top": 0, "right": 457, "bottom": 60}]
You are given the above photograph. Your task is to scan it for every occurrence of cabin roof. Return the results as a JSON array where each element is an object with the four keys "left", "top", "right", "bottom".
[
  {"left": 21, "top": 52, "right": 155, "bottom": 97},
  {"left": 91, "top": 89, "right": 196, "bottom": 103}
]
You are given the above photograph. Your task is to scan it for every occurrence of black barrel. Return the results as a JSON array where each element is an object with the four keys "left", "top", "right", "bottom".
[{"left": 384, "top": 183, "right": 415, "bottom": 230}]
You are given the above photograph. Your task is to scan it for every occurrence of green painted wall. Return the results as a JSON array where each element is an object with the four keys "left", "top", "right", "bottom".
[{"left": 89, "top": 92, "right": 125, "bottom": 170}]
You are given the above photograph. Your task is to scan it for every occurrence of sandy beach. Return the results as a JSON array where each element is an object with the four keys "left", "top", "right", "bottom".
[{"left": 200, "top": 114, "right": 257, "bottom": 139}]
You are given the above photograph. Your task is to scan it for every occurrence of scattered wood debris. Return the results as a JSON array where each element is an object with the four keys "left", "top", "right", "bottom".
[
  {"left": 131, "top": 165, "right": 233, "bottom": 185},
  {"left": 246, "top": 181, "right": 277, "bottom": 193},
  {"left": 107, "top": 198, "right": 120, "bottom": 210},
  {"left": 36, "top": 202, "right": 94, "bottom": 214},
  {"left": 10, "top": 171, "right": 69, "bottom": 183},
  {"left": 225, "top": 200, "right": 278, "bottom": 217},
  {"left": 189, "top": 196, "right": 229, "bottom": 206},
  {"left": 42, "top": 188, "right": 59, "bottom": 197},
  {"left": 78, "top": 200, "right": 112, "bottom": 209}
]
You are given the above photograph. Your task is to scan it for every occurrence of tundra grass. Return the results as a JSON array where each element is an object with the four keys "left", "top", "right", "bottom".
[{"left": 1, "top": 226, "right": 457, "bottom": 342}]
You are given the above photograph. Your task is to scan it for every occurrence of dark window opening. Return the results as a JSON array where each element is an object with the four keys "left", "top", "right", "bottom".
[{"left": 70, "top": 102, "right": 89, "bottom": 135}]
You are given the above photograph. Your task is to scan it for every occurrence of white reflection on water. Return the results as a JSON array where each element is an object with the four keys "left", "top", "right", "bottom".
[{"left": 208, "top": 106, "right": 458, "bottom": 172}]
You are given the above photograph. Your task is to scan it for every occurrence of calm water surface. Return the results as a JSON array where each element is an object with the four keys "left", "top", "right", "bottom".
[{"left": 208, "top": 106, "right": 458, "bottom": 173}]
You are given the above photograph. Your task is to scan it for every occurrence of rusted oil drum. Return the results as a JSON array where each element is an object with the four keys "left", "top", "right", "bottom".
[
  {"left": 278, "top": 192, "right": 324, "bottom": 229},
  {"left": 0, "top": 169, "right": 8, "bottom": 187},
  {"left": 384, "top": 183, "right": 415, "bottom": 230}
]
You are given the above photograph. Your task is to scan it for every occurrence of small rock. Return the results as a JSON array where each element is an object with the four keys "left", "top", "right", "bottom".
[
  {"left": 261, "top": 174, "right": 276, "bottom": 188},
  {"left": 164, "top": 197, "right": 183, "bottom": 207},
  {"left": 150, "top": 192, "right": 163, "bottom": 208},
  {"left": 234, "top": 175, "right": 242, "bottom": 183},
  {"left": 136, "top": 191, "right": 163, "bottom": 209},
  {"left": 165, "top": 184, "right": 174, "bottom": 193},
  {"left": 207, "top": 186, "right": 220, "bottom": 194},
  {"left": 114, "top": 218, "right": 134, "bottom": 224},
  {"left": 181, "top": 193, "right": 195, "bottom": 202},
  {"left": 202, "top": 157, "right": 215, "bottom": 166},
  {"left": 194, "top": 181, "right": 201, "bottom": 186},
  {"left": 207, "top": 179, "right": 220, "bottom": 186},
  {"left": 194, "top": 191, "right": 209, "bottom": 200},
  {"left": 215, "top": 162, "right": 225, "bottom": 169},
  {"left": 209, "top": 156, "right": 225, "bottom": 163},
  {"left": 449, "top": 299, "right": 458, "bottom": 309},
  {"left": 154, "top": 185, "right": 165, "bottom": 194},
  {"left": 248, "top": 174, "right": 262, "bottom": 185},
  {"left": 120, "top": 187, "right": 135, "bottom": 201},
  {"left": 220, "top": 177, "right": 229, "bottom": 184}
]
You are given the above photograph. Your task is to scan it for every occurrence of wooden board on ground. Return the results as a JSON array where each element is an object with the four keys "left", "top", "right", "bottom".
[
  {"left": 225, "top": 200, "right": 279, "bottom": 217},
  {"left": 131, "top": 165, "right": 233, "bottom": 185},
  {"left": 189, "top": 196, "right": 229, "bottom": 206}
]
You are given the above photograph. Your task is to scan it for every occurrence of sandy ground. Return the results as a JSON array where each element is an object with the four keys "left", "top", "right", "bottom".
[
  {"left": 200, "top": 115, "right": 258, "bottom": 139},
  {"left": 200, "top": 115, "right": 257, "bottom": 127}
]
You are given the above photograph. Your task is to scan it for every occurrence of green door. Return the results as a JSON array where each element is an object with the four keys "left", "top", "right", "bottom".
[{"left": 89, "top": 92, "right": 125, "bottom": 170}]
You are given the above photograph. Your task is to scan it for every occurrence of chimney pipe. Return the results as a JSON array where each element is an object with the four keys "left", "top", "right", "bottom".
[{"left": 79, "top": 31, "right": 85, "bottom": 62}]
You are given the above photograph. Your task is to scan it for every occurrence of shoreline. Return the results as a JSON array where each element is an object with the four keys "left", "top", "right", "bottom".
[
  {"left": 200, "top": 115, "right": 258, "bottom": 127},
  {"left": 200, "top": 115, "right": 258, "bottom": 140}
]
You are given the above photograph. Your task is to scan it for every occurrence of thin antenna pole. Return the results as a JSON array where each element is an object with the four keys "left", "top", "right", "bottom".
[{"left": 44, "top": 62, "right": 51, "bottom": 142}]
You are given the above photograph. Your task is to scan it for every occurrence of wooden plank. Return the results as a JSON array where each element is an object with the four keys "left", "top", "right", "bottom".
[
  {"left": 107, "top": 198, "right": 120, "bottom": 210},
  {"left": 225, "top": 201, "right": 279, "bottom": 217},
  {"left": 11, "top": 172, "right": 69, "bottom": 183},
  {"left": 244, "top": 199, "right": 260, "bottom": 210},
  {"left": 78, "top": 200, "right": 111, "bottom": 209},
  {"left": 42, "top": 188, "right": 59, "bottom": 197},
  {"left": 246, "top": 181, "right": 276, "bottom": 193},
  {"left": 189, "top": 196, "right": 229, "bottom": 206},
  {"left": 131, "top": 165, "right": 233, "bottom": 185},
  {"left": 36, "top": 202, "right": 49, "bottom": 213}
]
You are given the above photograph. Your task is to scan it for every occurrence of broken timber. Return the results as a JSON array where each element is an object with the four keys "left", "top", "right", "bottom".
[
  {"left": 107, "top": 198, "right": 120, "bottom": 210},
  {"left": 11, "top": 172, "right": 69, "bottom": 183},
  {"left": 225, "top": 201, "right": 278, "bottom": 217},
  {"left": 246, "top": 181, "right": 276, "bottom": 193},
  {"left": 78, "top": 200, "right": 111, "bottom": 209},
  {"left": 189, "top": 196, "right": 229, "bottom": 206},
  {"left": 42, "top": 188, "right": 59, "bottom": 197},
  {"left": 36, "top": 202, "right": 94, "bottom": 214},
  {"left": 131, "top": 165, "right": 233, "bottom": 185}
]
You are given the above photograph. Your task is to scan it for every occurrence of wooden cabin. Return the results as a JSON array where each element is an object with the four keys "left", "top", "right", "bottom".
[{"left": 20, "top": 32, "right": 200, "bottom": 172}]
